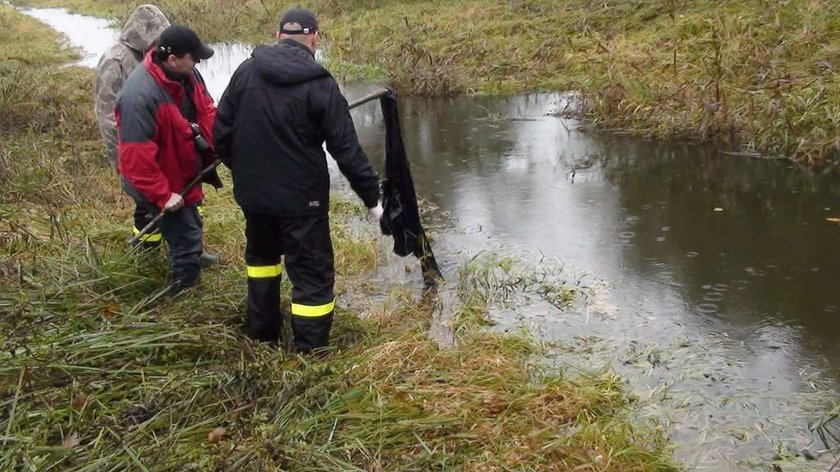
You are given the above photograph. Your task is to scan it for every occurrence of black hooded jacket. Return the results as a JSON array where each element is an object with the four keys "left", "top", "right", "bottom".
[{"left": 213, "top": 39, "right": 380, "bottom": 216}]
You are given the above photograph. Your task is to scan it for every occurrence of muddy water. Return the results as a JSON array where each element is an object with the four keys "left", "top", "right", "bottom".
[
  {"left": 23, "top": 8, "right": 840, "bottom": 471},
  {"left": 350, "top": 92, "right": 840, "bottom": 470},
  {"left": 354, "top": 92, "right": 840, "bottom": 373}
]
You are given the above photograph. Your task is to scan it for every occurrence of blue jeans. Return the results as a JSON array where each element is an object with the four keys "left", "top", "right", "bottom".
[{"left": 122, "top": 180, "right": 203, "bottom": 291}]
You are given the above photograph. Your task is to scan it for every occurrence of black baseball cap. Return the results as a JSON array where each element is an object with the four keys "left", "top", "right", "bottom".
[
  {"left": 156, "top": 25, "right": 214, "bottom": 60},
  {"left": 279, "top": 7, "right": 319, "bottom": 35}
]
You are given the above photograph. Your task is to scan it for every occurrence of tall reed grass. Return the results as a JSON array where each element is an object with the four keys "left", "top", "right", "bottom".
[{"left": 12, "top": 0, "right": 839, "bottom": 164}]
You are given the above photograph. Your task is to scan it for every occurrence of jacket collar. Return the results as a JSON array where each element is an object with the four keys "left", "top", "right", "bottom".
[
  {"left": 279, "top": 38, "right": 315, "bottom": 57},
  {"left": 143, "top": 50, "right": 191, "bottom": 101}
]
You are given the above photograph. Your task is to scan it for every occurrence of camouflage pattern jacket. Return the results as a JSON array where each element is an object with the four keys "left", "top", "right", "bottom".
[{"left": 94, "top": 5, "right": 169, "bottom": 166}]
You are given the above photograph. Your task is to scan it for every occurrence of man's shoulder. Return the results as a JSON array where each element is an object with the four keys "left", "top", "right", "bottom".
[
  {"left": 97, "top": 44, "right": 132, "bottom": 67},
  {"left": 231, "top": 57, "right": 257, "bottom": 79},
  {"left": 123, "top": 62, "right": 153, "bottom": 86},
  {"left": 307, "top": 73, "right": 339, "bottom": 94},
  {"left": 118, "top": 65, "right": 158, "bottom": 106},
  {"left": 221, "top": 57, "right": 260, "bottom": 93}
]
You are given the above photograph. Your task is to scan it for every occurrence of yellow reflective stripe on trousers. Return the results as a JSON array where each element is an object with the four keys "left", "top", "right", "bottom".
[
  {"left": 291, "top": 299, "right": 335, "bottom": 317},
  {"left": 133, "top": 226, "right": 162, "bottom": 243},
  {"left": 246, "top": 264, "right": 283, "bottom": 278}
]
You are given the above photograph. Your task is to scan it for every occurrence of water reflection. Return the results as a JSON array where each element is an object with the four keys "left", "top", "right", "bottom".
[
  {"left": 16, "top": 6, "right": 253, "bottom": 101},
  {"left": 596, "top": 140, "right": 840, "bottom": 363},
  {"left": 348, "top": 92, "right": 840, "bottom": 468},
  {"left": 198, "top": 45, "right": 325, "bottom": 101},
  {"left": 18, "top": 6, "right": 118, "bottom": 67},
  {"left": 196, "top": 43, "right": 252, "bottom": 101},
  {"left": 349, "top": 92, "right": 840, "bottom": 375}
]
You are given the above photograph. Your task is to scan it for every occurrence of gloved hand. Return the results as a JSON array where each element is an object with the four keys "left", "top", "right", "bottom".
[{"left": 367, "top": 202, "right": 384, "bottom": 223}]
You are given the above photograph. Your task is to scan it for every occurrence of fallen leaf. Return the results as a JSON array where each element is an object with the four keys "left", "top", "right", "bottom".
[
  {"left": 207, "top": 427, "right": 227, "bottom": 443},
  {"left": 62, "top": 433, "right": 80, "bottom": 448},
  {"left": 71, "top": 393, "right": 87, "bottom": 411},
  {"left": 103, "top": 303, "right": 119, "bottom": 319},
  {"left": 826, "top": 217, "right": 840, "bottom": 224}
]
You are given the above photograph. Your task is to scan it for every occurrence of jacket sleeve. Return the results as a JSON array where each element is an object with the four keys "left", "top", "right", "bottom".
[
  {"left": 202, "top": 90, "right": 217, "bottom": 154},
  {"left": 320, "top": 80, "right": 381, "bottom": 208},
  {"left": 212, "top": 66, "right": 241, "bottom": 169},
  {"left": 94, "top": 58, "right": 123, "bottom": 167},
  {"left": 192, "top": 69, "right": 218, "bottom": 167},
  {"left": 117, "top": 94, "right": 171, "bottom": 209}
]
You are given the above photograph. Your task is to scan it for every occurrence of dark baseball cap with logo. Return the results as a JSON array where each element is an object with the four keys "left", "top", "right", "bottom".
[
  {"left": 156, "top": 25, "right": 214, "bottom": 60},
  {"left": 279, "top": 7, "right": 319, "bottom": 35}
]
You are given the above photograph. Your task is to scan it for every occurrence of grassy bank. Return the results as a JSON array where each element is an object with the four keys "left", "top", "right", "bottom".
[
  {"left": 11, "top": 0, "right": 840, "bottom": 165},
  {"left": 0, "top": 4, "right": 678, "bottom": 470}
]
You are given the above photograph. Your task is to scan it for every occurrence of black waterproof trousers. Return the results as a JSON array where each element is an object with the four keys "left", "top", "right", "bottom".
[{"left": 244, "top": 211, "right": 335, "bottom": 351}]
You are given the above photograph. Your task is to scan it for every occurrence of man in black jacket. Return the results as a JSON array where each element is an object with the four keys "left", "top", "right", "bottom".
[{"left": 213, "top": 8, "right": 382, "bottom": 352}]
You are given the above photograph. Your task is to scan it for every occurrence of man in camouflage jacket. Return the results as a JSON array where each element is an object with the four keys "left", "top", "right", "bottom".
[
  {"left": 94, "top": 5, "right": 170, "bottom": 168},
  {"left": 94, "top": 5, "right": 171, "bottom": 248}
]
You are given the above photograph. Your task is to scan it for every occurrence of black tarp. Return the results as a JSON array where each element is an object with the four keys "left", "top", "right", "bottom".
[{"left": 378, "top": 91, "right": 443, "bottom": 286}]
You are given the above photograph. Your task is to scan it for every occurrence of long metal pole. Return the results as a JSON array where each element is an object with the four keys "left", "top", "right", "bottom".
[
  {"left": 347, "top": 88, "right": 391, "bottom": 109},
  {"left": 128, "top": 88, "right": 390, "bottom": 245}
]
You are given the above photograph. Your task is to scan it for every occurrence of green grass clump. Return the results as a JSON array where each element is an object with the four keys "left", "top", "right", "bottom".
[
  {"left": 0, "top": 4, "right": 79, "bottom": 68},
  {"left": 318, "top": 0, "right": 840, "bottom": 165},
  {"left": 1, "top": 4, "right": 676, "bottom": 470}
]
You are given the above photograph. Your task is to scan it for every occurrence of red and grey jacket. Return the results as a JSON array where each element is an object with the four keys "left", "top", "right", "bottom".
[{"left": 116, "top": 52, "right": 216, "bottom": 209}]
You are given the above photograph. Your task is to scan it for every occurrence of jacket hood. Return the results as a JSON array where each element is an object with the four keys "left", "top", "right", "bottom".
[
  {"left": 120, "top": 4, "right": 170, "bottom": 53},
  {"left": 253, "top": 39, "right": 329, "bottom": 86}
]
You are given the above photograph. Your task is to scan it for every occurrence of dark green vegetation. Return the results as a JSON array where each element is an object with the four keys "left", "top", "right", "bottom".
[
  {"left": 12, "top": 0, "right": 840, "bottom": 165},
  {"left": 0, "top": 4, "right": 677, "bottom": 470}
]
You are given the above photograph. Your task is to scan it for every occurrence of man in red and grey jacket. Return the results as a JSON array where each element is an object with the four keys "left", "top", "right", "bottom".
[{"left": 116, "top": 25, "right": 220, "bottom": 292}]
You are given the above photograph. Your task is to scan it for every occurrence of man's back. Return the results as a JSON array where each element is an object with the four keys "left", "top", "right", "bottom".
[
  {"left": 213, "top": 7, "right": 382, "bottom": 351},
  {"left": 215, "top": 39, "right": 379, "bottom": 217}
]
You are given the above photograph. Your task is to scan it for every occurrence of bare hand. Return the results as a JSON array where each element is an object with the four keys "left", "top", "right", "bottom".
[
  {"left": 164, "top": 193, "right": 184, "bottom": 212},
  {"left": 367, "top": 202, "right": 384, "bottom": 223}
]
